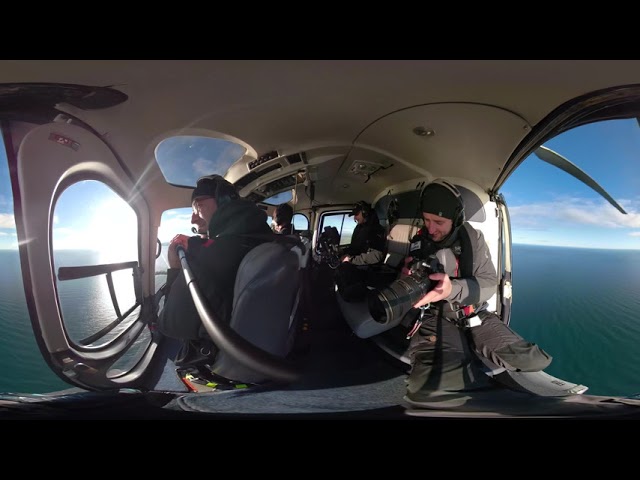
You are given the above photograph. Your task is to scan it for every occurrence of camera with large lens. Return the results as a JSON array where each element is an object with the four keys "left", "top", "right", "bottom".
[
  {"left": 315, "top": 226, "right": 341, "bottom": 269},
  {"left": 367, "top": 252, "right": 444, "bottom": 325}
]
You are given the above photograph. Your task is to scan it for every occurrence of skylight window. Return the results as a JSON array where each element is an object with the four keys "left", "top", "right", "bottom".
[{"left": 155, "top": 136, "right": 246, "bottom": 187}]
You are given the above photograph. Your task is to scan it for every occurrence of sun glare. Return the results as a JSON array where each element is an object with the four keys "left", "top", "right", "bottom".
[
  {"left": 90, "top": 197, "right": 138, "bottom": 263},
  {"left": 52, "top": 181, "right": 139, "bottom": 262}
]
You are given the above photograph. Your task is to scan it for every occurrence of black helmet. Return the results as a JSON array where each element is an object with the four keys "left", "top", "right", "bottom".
[
  {"left": 420, "top": 179, "right": 465, "bottom": 228},
  {"left": 420, "top": 178, "right": 465, "bottom": 247},
  {"left": 192, "top": 174, "right": 239, "bottom": 207},
  {"left": 349, "top": 200, "right": 372, "bottom": 218}
]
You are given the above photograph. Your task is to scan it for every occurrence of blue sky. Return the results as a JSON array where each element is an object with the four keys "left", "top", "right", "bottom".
[
  {"left": 0, "top": 119, "right": 638, "bottom": 250},
  {"left": 501, "top": 119, "right": 640, "bottom": 250}
]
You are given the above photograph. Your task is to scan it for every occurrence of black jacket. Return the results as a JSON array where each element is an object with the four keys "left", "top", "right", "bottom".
[
  {"left": 343, "top": 212, "right": 386, "bottom": 265},
  {"left": 158, "top": 198, "right": 272, "bottom": 340}
]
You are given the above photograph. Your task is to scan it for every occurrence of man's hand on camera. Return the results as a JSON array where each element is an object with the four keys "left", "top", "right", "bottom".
[
  {"left": 342, "top": 255, "right": 351, "bottom": 263},
  {"left": 168, "top": 234, "right": 190, "bottom": 269},
  {"left": 413, "top": 273, "right": 452, "bottom": 308},
  {"left": 401, "top": 256, "right": 414, "bottom": 276}
]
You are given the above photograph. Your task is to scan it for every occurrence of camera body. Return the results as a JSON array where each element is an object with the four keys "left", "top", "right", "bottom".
[
  {"left": 406, "top": 254, "right": 444, "bottom": 292},
  {"left": 367, "top": 231, "right": 444, "bottom": 325}
]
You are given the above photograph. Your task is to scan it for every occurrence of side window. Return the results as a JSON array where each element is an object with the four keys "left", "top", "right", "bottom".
[
  {"left": 318, "top": 212, "right": 356, "bottom": 246},
  {"left": 266, "top": 212, "right": 309, "bottom": 232},
  {"left": 156, "top": 207, "right": 196, "bottom": 289},
  {"left": 52, "top": 181, "right": 140, "bottom": 348},
  {"left": 293, "top": 213, "right": 309, "bottom": 231}
]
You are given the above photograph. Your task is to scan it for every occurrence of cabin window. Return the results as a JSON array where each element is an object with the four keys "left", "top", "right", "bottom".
[
  {"left": 156, "top": 207, "right": 195, "bottom": 293},
  {"left": 263, "top": 191, "right": 293, "bottom": 205},
  {"left": 52, "top": 180, "right": 140, "bottom": 348},
  {"left": 266, "top": 212, "right": 309, "bottom": 230},
  {"left": 318, "top": 211, "right": 357, "bottom": 246},
  {"left": 155, "top": 136, "right": 246, "bottom": 188},
  {"left": 293, "top": 213, "right": 309, "bottom": 231}
]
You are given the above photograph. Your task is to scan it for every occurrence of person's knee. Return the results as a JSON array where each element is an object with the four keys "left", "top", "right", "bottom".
[
  {"left": 470, "top": 314, "right": 552, "bottom": 372},
  {"left": 491, "top": 340, "right": 552, "bottom": 372}
]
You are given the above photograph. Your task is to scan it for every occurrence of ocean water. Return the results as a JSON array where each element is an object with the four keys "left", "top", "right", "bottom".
[
  {"left": 0, "top": 245, "right": 639, "bottom": 397},
  {"left": 508, "top": 245, "right": 640, "bottom": 397}
]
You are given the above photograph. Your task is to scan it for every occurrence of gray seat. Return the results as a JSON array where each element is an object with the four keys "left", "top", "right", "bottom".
[
  {"left": 339, "top": 223, "right": 419, "bottom": 338},
  {"left": 209, "top": 240, "right": 307, "bottom": 384}
]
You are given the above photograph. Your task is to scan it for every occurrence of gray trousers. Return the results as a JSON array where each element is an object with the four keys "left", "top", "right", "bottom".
[{"left": 406, "top": 311, "right": 552, "bottom": 396}]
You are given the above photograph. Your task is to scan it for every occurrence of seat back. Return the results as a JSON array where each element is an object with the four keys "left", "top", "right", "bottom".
[
  {"left": 209, "top": 240, "right": 306, "bottom": 384},
  {"left": 384, "top": 222, "right": 421, "bottom": 268}
]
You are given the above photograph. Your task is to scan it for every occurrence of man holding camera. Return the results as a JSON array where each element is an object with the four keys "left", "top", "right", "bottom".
[{"left": 402, "top": 179, "right": 552, "bottom": 402}]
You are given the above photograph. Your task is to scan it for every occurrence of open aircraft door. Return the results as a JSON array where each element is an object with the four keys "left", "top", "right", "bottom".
[{"left": 6, "top": 118, "right": 159, "bottom": 391}]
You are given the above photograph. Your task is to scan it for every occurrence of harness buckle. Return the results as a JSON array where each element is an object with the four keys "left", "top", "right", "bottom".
[
  {"left": 448, "top": 305, "right": 481, "bottom": 328},
  {"left": 466, "top": 315, "right": 482, "bottom": 328}
]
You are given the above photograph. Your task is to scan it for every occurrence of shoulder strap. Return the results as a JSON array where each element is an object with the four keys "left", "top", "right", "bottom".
[{"left": 458, "top": 224, "right": 473, "bottom": 278}]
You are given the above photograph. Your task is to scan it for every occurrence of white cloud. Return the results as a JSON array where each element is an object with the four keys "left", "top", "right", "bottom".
[
  {"left": 0, "top": 231, "right": 17, "bottom": 249},
  {"left": 192, "top": 157, "right": 218, "bottom": 177},
  {"left": 509, "top": 197, "right": 640, "bottom": 230},
  {"left": 53, "top": 227, "right": 74, "bottom": 236},
  {"left": 164, "top": 209, "right": 190, "bottom": 218},
  {"left": 630, "top": 231, "right": 640, "bottom": 237},
  {"left": 0, "top": 213, "right": 15, "bottom": 228},
  {"left": 158, "top": 212, "right": 195, "bottom": 243}
]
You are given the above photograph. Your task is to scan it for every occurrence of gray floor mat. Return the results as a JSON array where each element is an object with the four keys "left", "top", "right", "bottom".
[{"left": 168, "top": 374, "right": 408, "bottom": 414}]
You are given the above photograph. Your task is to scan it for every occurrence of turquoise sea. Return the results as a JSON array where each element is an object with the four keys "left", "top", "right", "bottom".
[{"left": 1, "top": 245, "right": 639, "bottom": 397}]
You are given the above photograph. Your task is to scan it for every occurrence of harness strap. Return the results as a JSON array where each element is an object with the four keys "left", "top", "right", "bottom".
[{"left": 447, "top": 224, "right": 477, "bottom": 322}]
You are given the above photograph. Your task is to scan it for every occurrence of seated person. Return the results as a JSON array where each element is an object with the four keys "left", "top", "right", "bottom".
[
  {"left": 400, "top": 179, "right": 553, "bottom": 401},
  {"left": 340, "top": 201, "right": 385, "bottom": 265},
  {"left": 158, "top": 174, "right": 273, "bottom": 366},
  {"left": 272, "top": 203, "right": 295, "bottom": 235},
  {"left": 335, "top": 200, "right": 386, "bottom": 301}
]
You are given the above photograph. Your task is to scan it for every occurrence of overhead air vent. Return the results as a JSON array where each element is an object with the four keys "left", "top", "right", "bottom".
[
  {"left": 347, "top": 159, "right": 393, "bottom": 183},
  {"left": 245, "top": 191, "right": 266, "bottom": 203},
  {"left": 258, "top": 174, "right": 297, "bottom": 197},
  {"left": 249, "top": 150, "right": 280, "bottom": 170},
  {"left": 286, "top": 152, "right": 306, "bottom": 165},
  {"left": 235, "top": 163, "right": 282, "bottom": 189},
  {"left": 348, "top": 160, "right": 385, "bottom": 176}
]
